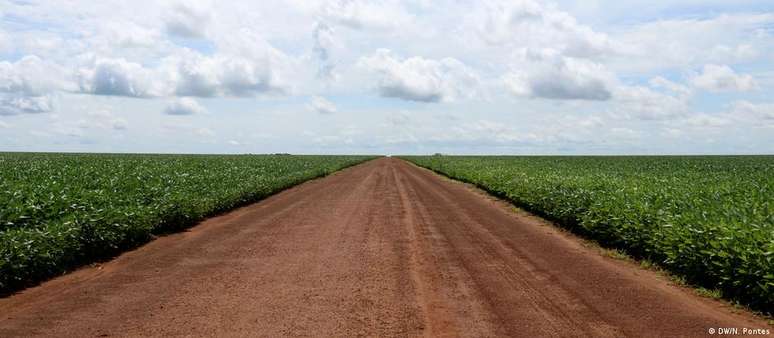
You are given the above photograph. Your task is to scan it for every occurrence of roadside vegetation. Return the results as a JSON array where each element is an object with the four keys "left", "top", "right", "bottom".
[
  {"left": 0, "top": 153, "right": 375, "bottom": 294},
  {"left": 401, "top": 155, "right": 773, "bottom": 313}
]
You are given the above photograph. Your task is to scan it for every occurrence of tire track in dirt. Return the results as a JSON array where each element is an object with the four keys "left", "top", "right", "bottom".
[{"left": 0, "top": 157, "right": 769, "bottom": 337}]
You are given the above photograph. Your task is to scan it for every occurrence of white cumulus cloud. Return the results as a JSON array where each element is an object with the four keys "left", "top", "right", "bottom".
[
  {"left": 164, "top": 97, "right": 207, "bottom": 115},
  {"left": 78, "top": 58, "right": 165, "bottom": 97},
  {"left": 76, "top": 37, "right": 290, "bottom": 99},
  {"left": 0, "top": 55, "right": 68, "bottom": 115},
  {"left": 217, "top": 57, "right": 283, "bottom": 97},
  {"left": 0, "top": 55, "right": 70, "bottom": 95},
  {"left": 0, "top": 95, "right": 54, "bottom": 115},
  {"left": 171, "top": 29, "right": 291, "bottom": 97},
  {"left": 503, "top": 48, "right": 614, "bottom": 101},
  {"left": 471, "top": 0, "right": 617, "bottom": 59},
  {"left": 358, "top": 49, "right": 479, "bottom": 103},
  {"left": 309, "top": 96, "right": 337, "bottom": 114},
  {"left": 689, "top": 64, "right": 757, "bottom": 92},
  {"left": 164, "top": 1, "right": 212, "bottom": 39}
]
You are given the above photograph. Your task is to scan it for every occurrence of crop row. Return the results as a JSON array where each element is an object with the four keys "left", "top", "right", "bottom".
[
  {"left": 401, "top": 155, "right": 773, "bottom": 313},
  {"left": 0, "top": 153, "right": 375, "bottom": 294}
]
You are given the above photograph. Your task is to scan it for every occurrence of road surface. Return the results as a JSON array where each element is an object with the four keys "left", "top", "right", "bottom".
[{"left": 0, "top": 158, "right": 768, "bottom": 337}]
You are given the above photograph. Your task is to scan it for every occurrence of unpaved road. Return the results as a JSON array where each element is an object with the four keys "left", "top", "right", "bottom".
[{"left": 0, "top": 158, "right": 769, "bottom": 337}]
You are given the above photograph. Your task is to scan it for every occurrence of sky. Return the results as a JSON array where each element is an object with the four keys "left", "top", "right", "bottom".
[{"left": 0, "top": 0, "right": 773, "bottom": 155}]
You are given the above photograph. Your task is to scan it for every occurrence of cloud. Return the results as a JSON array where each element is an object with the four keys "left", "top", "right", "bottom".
[
  {"left": 0, "top": 55, "right": 69, "bottom": 95},
  {"left": 612, "top": 84, "right": 690, "bottom": 120},
  {"left": 0, "top": 55, "right": 67, "bottom": 115},
  {"left": 76, "top": 110, "right": 129, "bottom": 130},
  {"left": 77, "top": 41, "right": 289, "bottom": 99},
  {"left": 78, "top": 58, "right": 163, "bottom": 97},
  {"left": 164, "top": 1, "right": 212, "bottom": 39},
  {"left": 709, "top": 44, "right": 758, "bottom": 61},
  {"left": 164, "top": 97, "right": 207, "bottom": 115},
  {"left": 653, "top": 100, "right": 774, "bottom": 135},
  {"left": 680, "top": 114, "right": 731, "bottom": 128},
  {"left": 112, "top": 118, "right": 128, "bottom": 130},
  {"left": 309, "top": 96, "right": 337, "bottom": 114},
  {"left": 175, "top": 55, "right": 281, "bottom": 97},
  {"left": 649, "top": 76, "right": 692, "bottom": 97},
  {"left": 504, "top": 48, "right": 614, "bottom": 101},
  {"left": 471, "top": 0, "right": 616, "bottom": 59},
  {"left": 730, "top": 100, "right": 774, "bottom": 121},
  {"left": 614, "top": 13, "right": 774, "bottom": 72},
  {"left": 1, "top": 1, "right": 773, "bottom": 154},
  {"left": 173, "top": 55, "right": 219, "bottom": 97},
  {"left": 689, "top": 64, "right": 757, "bottom": 92},
  {"left": 358, "top": 49, "right": 479, "bottom": 102},
  {"left": 313, "top": 21, "right": 337, "bottom": 81},
  {"left": 0, "top": 95, "right": 54, "bottom": 115},
  {"left": 385, "top": 118, "right": 552, "bottom": 148},
  {"left": 172, "top": 30, "right": 291, "bottom": 97},
  {"left": 321, "top": 0, "right": 413, "bottom": 30},
  {"left": 217, "top": 57, "right": 283, "bottom": 96},
  {"left": 463, "top": 120, "right": 532, "bottom": 143},
  {"left": 101, "top": 21, "right": 164, "bottom": 49}
]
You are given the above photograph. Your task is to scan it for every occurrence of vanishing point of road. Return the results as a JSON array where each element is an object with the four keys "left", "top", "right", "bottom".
[{"left": 0, "top": 158, "right": 769, "bottom": 337}]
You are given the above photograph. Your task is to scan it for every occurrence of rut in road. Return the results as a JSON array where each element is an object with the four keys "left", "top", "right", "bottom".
[{"left": 0, "top": 158, "right": 769, "bottom": 337}]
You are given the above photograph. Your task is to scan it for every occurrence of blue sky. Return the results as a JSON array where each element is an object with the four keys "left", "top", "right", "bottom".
[{"left": 0, "top": 0, "right": 772, "bottom": 155}]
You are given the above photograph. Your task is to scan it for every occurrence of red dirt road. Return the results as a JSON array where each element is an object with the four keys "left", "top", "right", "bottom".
[{"left": 0, "top": 158, "right": 769, "bottom": 337}]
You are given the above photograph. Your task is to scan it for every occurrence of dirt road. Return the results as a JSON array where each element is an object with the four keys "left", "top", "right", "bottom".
[{"left": 0, "top": 158, "right": 768, "bottom": 337}]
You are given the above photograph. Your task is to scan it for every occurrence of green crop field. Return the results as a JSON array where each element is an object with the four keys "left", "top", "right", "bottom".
[
  {"left": 0, "top": 153, "right": 375, "bottom": 294},
  {"left": 401, "top": 155, "right": 773, "bottom": 312}
]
